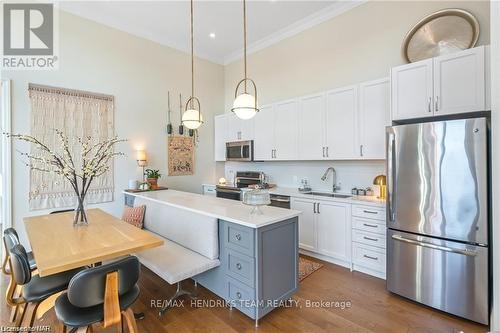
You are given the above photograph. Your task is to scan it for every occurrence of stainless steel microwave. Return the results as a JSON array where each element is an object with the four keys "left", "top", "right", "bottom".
[{"left": 226, "top": 141, "right": 253, "bottom": 161}]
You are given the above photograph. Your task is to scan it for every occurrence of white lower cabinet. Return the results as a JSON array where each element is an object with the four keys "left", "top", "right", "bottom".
[
  {"left": 316, "top": 201, "right": 351, "bottom": 263},
  {"left": 351, "top": 203, "right": 386, "bottom": 279},
  {"left": 291, "top": 197, "right": 351, "bottom": 268},
  {"left": 292, "top": 198, "right": 386, "bottom": 279},
  {"left": 292, "top": 198, "right": 316, "bottom": 251}
]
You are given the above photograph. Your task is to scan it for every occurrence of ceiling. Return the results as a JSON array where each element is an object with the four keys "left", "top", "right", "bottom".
[{"left": 59, "top": 1, "right": 365, "bottom": 65}]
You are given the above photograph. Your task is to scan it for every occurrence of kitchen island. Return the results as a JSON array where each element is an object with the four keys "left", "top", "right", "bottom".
[{"left": 124, "top": 190, "right": 301, "bottom": 325}]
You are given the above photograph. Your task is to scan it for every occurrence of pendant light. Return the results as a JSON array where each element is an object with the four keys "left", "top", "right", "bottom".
[
  {"left": 232, "top": 0, "right": 259, "bottom": 120},
  {"left": 182, "top": 0, "right": 203, "bottom": 130}
]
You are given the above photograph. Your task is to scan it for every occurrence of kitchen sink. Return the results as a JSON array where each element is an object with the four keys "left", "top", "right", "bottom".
[{"left": 304, "top": 192, "right": 351, "bottom": 199}]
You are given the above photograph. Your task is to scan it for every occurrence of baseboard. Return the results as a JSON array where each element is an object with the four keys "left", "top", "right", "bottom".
[
  {"left": 352, "top": 264, "right": 386, "bottom": 280},
  {"left": 299, "top": 249, "right": 351, "bottom": 269}
]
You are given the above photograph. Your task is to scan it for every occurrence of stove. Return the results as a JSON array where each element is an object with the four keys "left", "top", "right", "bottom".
[{"left": 215, "top": 171, "right": 265, "bottom": 201}]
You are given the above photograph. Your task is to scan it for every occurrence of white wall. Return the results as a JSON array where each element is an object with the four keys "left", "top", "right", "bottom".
[
  {"left": 225, "top": 160, "right": 384, "bottom": 194},
  {"left": 223, "top": 1, "right": 490, "bottom": 109},
  {"left": 1, "top": 11, "right": 225, "bottom": 246},
  {"left": 218, "top": 1, "right": 490, "bottom": 189}
]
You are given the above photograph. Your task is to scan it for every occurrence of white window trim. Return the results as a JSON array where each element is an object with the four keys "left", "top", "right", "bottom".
[{"left": 1, "top": 79, "right": 12, "bottom": 230}]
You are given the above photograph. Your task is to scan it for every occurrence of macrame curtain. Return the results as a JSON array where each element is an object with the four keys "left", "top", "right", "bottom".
[{"left": 28, "top": 84, "right": 115, "bottom": 210}]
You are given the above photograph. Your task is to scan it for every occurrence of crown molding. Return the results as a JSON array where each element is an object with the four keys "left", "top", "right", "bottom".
[{"left": 223, "top": 0, "right": 367, "bottom": 65}]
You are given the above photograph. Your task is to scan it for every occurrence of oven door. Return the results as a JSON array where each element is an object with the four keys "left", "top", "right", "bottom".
[
  {"left": 226, "top": 141, "right": 253, "bottom": 161},
  {"left": 216, "top": 188, "right": 241, "bottom": 201}
]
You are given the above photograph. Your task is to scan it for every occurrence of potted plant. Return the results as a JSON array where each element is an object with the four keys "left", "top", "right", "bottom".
[{"left": 145, "top": 169, "right": 161, "bottom": 189}]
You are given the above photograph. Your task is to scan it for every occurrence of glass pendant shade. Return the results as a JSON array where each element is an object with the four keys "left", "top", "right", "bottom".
[
  {"left": 182, "top": 108, "right": 203, "bottom": 129},
  {"left": 232, "top": 0, "right": 259, "bottom": 121},
  {"left": 232, "top": 93, "right": 258, "bottom": 120},
  {"left": 182, "top": 96, "right": 203, "bottom": 129}
]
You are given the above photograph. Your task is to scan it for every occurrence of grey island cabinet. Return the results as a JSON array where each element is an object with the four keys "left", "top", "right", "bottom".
[{"left": 123, "top": 190, "right": 300, "bottom": 326}]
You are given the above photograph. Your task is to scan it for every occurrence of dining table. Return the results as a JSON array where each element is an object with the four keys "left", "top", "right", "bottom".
[
  {"left": 23, "top": 208, "right": 164, "bottom": 320},
  {"left": 24, "top": 208, "right": 164, "bottom": 277}
]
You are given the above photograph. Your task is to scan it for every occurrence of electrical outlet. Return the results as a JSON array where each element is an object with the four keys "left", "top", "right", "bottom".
[{"left": 293, "top": 175, "right": 298, "bottom": 184}]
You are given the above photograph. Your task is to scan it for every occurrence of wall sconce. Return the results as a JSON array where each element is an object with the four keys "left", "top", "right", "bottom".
[
  {"left": 373, "top": 174, "right": 387, "bottom": 200},
  {"left": 136, "top": 150, "right": 147, "bottom": 180}
]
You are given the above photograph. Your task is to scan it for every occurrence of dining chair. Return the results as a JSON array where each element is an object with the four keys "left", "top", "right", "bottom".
[
  {"left": 8, "top": 244, "right": 84, "bottom": 327},
  {"left": 2, "top": 228, "right": 38, "bottom": 323},
  {"left": 2, "top": 228, "right": 37, "bottom": 274},
  {"left": 54, "top": 256, "right": 141, "bottom": 333}
]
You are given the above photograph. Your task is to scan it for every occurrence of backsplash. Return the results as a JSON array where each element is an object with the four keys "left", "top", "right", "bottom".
[{"left": 223, "top": 160, "right": 385, "bottom": 193}]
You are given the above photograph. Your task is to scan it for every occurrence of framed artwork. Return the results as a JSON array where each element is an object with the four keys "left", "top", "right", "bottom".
[{"left": 168, "top": 136, "right": 194, "bottom": 176}]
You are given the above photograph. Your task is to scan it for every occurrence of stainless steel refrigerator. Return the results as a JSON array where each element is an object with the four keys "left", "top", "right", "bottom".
[{"left": 386, "top": 117, "right": 489, "bottom": 325}]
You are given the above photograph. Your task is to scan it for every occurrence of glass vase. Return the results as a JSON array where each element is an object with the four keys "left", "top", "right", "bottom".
[{"left": 73, "top": 196, "right": 89, "bottom": 226}]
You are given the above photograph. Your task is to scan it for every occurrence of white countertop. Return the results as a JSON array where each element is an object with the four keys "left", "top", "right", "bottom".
[
  {"left": 124, "top": 189, "right": 301, "bottom": 229},
  {"left": 268, "top": 187, "right": 386, "bottom": 208}
]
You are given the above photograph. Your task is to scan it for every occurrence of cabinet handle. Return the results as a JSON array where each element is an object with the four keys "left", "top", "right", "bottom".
[
  {"left": 326, "top": 147, "right": 329, "bottom": 157},
  {"left": 236, "top": 263, "right": 242, "bottom": 270},
  {"left": 363, "top": 223, "right": 378, "bottom": 228},
  {"left": 360, "top": 145, "right": 364, "bottom": 157},
  {"left": 322, "top": 147, "right": 325, "bottom": 158},
  {"left": 363, "top": 210, "right": 378, "bottom": 214},
  {"left": 435, "top": 96, "right": 439, "bottom": 112},
  {"left": 236, "top": 292, "right": 242, "bottom": 299},
  {"left": 363, "top": 236, "right": 378, "bottom": 242},
  {"left": 235, "top": 233, "right": 242, "bottom": 241},
  {"left": 274, "top": 149, "right": 277, "bottom": 159},
  {"left": 363, "top": 254, "right": 378, "bottom": 261},
  {"left": 313, "top": 202, "right": 317, "bottom": 214},
  {"left": 428, "top": 97, "right": 432, "bottom": 113},
  {"left": 317, "top": 202, "right": 320, "bottom": 214}
]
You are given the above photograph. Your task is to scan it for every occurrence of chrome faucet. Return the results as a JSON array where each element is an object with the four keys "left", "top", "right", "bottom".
[{"left": 321, "top": 167, "right": 339, "bottom": 193}]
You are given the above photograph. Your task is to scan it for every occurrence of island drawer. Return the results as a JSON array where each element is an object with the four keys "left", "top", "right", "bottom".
[
  {"left": 352, "top": 205, "right": 385, "bottom": 221},
  {"left": 227, "top": 276, "right": 256, "bottom": 318},
  {"left": 352, "top": 229, "right": 386, "bottom": 249},
  {"left": 352, "top": 217, "right": 386, "bottom": 235},
  {"left": 352, "top": 243, "right": 386, "bottom": 273},
  {"left": 226, "top": 249, "right": 255, "bottom": 287},
  {"left": 224, "top": 223, "right": 255, "bottom": 257}
]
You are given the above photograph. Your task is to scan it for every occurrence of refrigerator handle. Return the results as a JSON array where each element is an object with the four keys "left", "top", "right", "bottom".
[
  {"left": 391, "top": 235, "right": 477, "bottom": 257},
  {"left": 387, "top": 128, "right": 396, "bottom": 223}
]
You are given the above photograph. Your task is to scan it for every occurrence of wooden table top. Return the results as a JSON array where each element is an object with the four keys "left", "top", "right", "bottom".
[{"left": 24, "top": 208, "right": 164, "bottom": 277}]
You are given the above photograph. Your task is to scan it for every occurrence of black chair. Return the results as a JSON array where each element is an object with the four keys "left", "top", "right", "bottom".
[
  {"left": 2, "top": 228, "right": 36, "bottom": 274},
  {"left": 9, "top": 244, "right": 84, "bottom": 327},
  {"left": 2, "top": 228, "right": 38, "bottom": 323},
  {"left": 50, "top": 209, "right": 74, "bottom": 214},
  {"left": 55, "top": 256, "right": 141, "bottom": 333}
]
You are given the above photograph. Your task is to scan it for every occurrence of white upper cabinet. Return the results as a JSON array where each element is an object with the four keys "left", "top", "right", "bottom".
[
  {"left": 325, "top": 86, "right": 358, "bottom": 159},
  {"left": 253, "top": 104, "right": 275, "bottom": 161},
  {"left": 433, "top": 46, "right": 485, "bottom": 115},
  {"left": 298, "top": 93, "right": 326, "bottom": 160},
  {"left": 214, "top": 114, "right": 227, "bottom": 161},
  {"left": 274, "top": 99, "right": 299, "bottom": 160},
  {"left": 391, "top": 59, "right": 433, "bottom": 120},
  {"left": 227, "top": 113, "right": 254, "bottom": 142},
  {"left": 392, "top": 45, "right": 489, "bottom": 121},
  {"left": 358, "top": 78, "right": 390, "bottom": 159}
]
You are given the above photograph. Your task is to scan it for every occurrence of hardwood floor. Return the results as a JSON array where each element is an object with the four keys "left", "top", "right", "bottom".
[{"left": 1, "top": 255, "right": 488, "bottom": 333}]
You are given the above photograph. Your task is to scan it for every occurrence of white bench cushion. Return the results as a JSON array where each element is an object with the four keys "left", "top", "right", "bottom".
[
  {"left": 136, "top": 232, "right": 220, "bottom": 285},
  {"left": 134, "top": 197, "right": 219, "bottom": 260}
]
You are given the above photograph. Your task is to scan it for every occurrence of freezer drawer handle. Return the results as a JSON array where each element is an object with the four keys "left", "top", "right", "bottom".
[
  {"left": 363, "top": 254, "right": 378, "bottom": 260},
  {"left": 363, "top": 223, "right": 378, "bottom": 228},
  {"left": 391, "top": 235, "right": 477, "bottom": 256}
]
